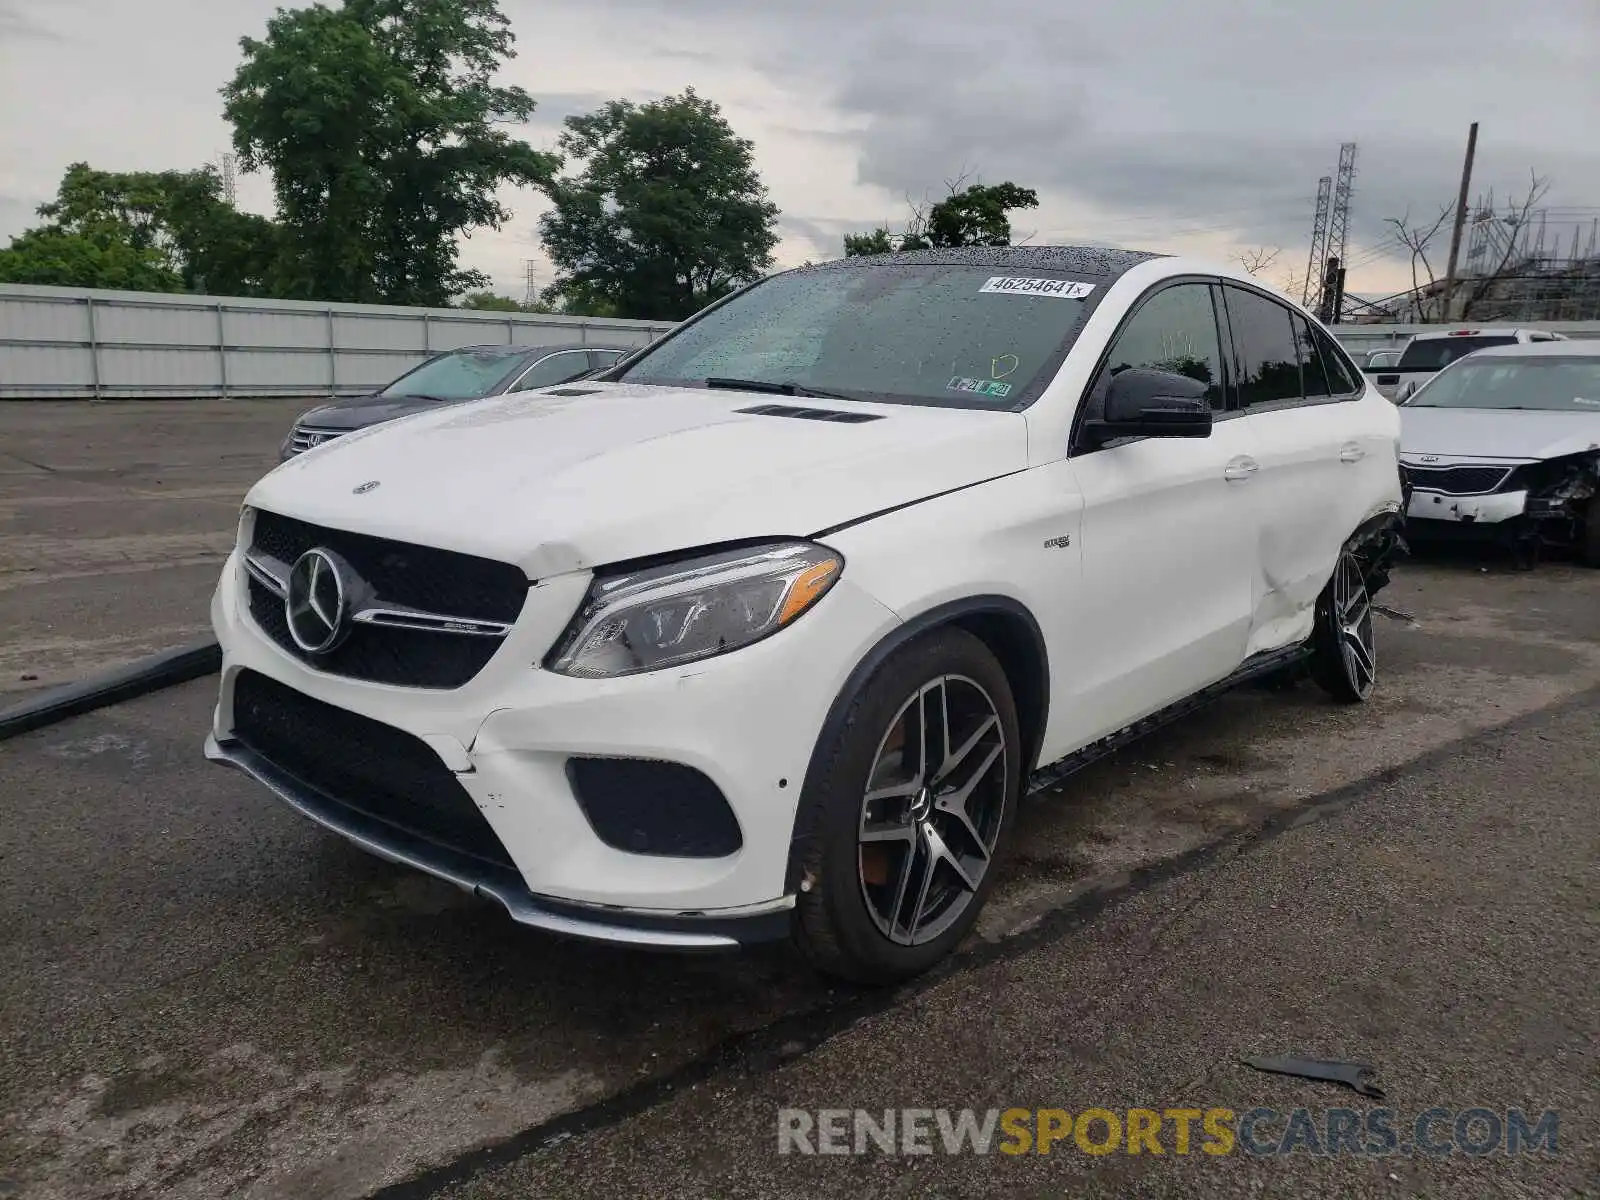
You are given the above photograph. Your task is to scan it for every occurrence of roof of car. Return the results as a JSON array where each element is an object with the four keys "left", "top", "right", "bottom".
[
  {"left": 1452, "top": 339, "right": 1600, "bottom": 359},
  {"left": 1407, "top": 327, "right": 1548, "bottom": 339},
  {"left": 452, "top": 343, "right": 628, "bottom": 355},
  {"left": 802, "top": 244, "right": 1167, "bottom": 278}
]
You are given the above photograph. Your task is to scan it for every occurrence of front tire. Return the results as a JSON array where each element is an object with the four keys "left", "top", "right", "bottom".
[
  {"left": 1311, "top": 549, "right": 1377, "bottom": 703},
  {"left": 792, "top": 628, "right": 1021, "bottom": 985}
]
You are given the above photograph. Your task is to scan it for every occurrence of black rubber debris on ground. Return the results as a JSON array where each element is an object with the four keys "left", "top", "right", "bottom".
[
  {"left": 1241, "top": 1055, "right": 1386, "bottom": 1099},
  {"left": 0, "top": 639, "right": 220, "bottom": 742}
]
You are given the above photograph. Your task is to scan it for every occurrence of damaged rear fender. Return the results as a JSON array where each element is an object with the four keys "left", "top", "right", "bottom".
[{"left": 1345, "top": 504, "right": 1407, "bottom": 597}]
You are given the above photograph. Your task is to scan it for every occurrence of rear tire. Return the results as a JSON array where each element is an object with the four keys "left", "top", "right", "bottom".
[
  {"left": 1310, "top": 549, "right": 1377, "bottom": 703},
  {"left": 1580, "top": 497, "right": 1600, "bottom": 568},
  {"left": 791, "top": 628, "right": 1021, "bottom": 985}
]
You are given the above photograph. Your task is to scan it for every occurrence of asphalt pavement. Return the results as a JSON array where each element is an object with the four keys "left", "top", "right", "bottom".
[
  {"left": 1, "top": 558, "right": 1597, "bottom": 1198},
  {"left": 431, "top": 688, "right": 1600, "bottom": 1200},
  {"left": 2, "top": 401, "right": 1599, "bottom": 1198},
  {"left": 0, "top": 399, "right": 302, "bottom": 694}
]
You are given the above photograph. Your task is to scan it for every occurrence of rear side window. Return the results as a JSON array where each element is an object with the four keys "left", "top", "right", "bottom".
[
  {"left": 509, "top": 351, "right": 591, "bottom": 391},
  {"left": 1225, "top": 286, "right": 1302, "bottom": 409},
  {"left": 1294, "top": 314, "right": 1332, "bottom": 399},
  {"left": 1312, "top": 324, "right": 1362, "bottom": 395},
  {"left": 1098, "top": 283, "right": 1226, "bottom": 411},
  {"left": 1397, "top": 336, "right": 1518, "bottom": 372}
]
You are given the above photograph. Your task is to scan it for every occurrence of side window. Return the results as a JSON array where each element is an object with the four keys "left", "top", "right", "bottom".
[
  {"left": 508, "top": 351, "right": 589, "bottom": 392},
  {"left": 1225, "top": 286, "right": 1303, "bottom": 409},
  {"left": 1294, "top": 314, "right": 1332, "bottom": 399},
  {"left": 1312, "top": 325, "right": 1362, "bottom": 395},
  {"left": 589, "top": 349, "right": 624, "bottom": 371},
  {"left": 1099, "top": 284, "right": 1226, "bottom": 411}
]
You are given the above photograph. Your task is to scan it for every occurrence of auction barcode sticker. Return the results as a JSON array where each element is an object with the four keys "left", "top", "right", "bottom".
[{"left": 979, "top": 277, "right": 1096, "bottom": 298}]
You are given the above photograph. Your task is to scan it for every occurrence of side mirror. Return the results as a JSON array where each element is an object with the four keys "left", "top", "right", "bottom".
[{"left": 1085, "top": 368, "right": 1214, "bottom": 443}]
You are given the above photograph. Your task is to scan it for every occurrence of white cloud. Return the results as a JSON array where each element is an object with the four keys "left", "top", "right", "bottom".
[{"left": 4, "top": 0, "right": 1597, "bottom": 300}]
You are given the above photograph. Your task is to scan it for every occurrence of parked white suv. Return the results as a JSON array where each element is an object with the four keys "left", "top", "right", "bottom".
[
  {"left": 1386, "top": 327, "right": 1566, "bottom": 403},
  {"left": 205, "top": 248, "right": 1404, "bottom": 983}
]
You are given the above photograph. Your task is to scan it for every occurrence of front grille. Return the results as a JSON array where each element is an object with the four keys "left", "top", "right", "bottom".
[
  {"left": 230, "top": 669, "right": 515, "bottom": 870},
  {"left": 247, "top": 510, "right": 528, "bottom": 689},
  {"left": 287, "top": 425, "right": 348, "bottom": 456},
  {"left": 247, "top": 579, "right": 505, "bottom": 688},
  {"left": 567, "top": 757, "right": 743, "bottom": 858},
  {"left": 1403, "top": 465, "right": 1511, "bottom": 495}
]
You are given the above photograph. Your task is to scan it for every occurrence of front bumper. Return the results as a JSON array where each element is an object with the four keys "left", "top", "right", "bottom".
[
  {"left": 204, "top": 733, "right": 790, "bottom": 948},
  {"left": 207, "top": 546, "right": 901, "bottom": 943},
  {"left": 1406, "top": 488, "right": 1528, "bottom": 527}
]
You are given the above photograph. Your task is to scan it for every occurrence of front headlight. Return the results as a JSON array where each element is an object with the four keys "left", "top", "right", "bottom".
[{"left": 545, "top": 541, "right": 843, "bottom": 678}]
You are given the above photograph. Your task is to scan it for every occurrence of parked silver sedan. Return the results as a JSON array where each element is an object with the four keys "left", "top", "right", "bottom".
[{"left": 1398, "top": 340, "right": 1600, "bottom": 567}]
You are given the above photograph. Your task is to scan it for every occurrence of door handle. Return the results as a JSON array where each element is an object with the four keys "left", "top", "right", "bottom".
[
  {"left": 1223, "top": 456, "right": 1259, "bottom": 482},
  {"left": 1340, "top": 442, "right": 1366, "bottom": 463}
]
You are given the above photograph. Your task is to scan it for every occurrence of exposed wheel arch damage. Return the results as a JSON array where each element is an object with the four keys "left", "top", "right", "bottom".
[
  {"left": 1345, "top": 504, "right": 1408, "bottom": 598},
  {"left": 784, "top": 595, "right": 1049, "bottom": 897}
]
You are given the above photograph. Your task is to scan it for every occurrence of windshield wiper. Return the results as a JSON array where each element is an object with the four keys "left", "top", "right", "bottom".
[{"left": 703, "top": 377, "right": 862, "bottom": 404}]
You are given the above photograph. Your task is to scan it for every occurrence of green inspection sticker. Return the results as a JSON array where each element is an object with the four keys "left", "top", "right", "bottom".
[{"left": 948, "top": 375, "right": 1013, "bottom": 398}]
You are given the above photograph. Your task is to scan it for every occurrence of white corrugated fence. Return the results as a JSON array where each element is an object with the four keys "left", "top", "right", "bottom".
[
  {"left": 3, "top": 282, "right": 1599, "bottom": 400},
  {"left": 0, "top": 283, "right": 675, "bottom": 400}
]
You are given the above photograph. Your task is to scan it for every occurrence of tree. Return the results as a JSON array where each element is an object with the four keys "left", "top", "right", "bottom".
[
  {"left": 1384, "top": 203, "right": 1456, "bottom": 321},
  {"left": 844, "top": 177, "right": 1039, "bottom": 256},
  {"left": 1235, "top": 246, "right": 1281, "bottom": 276},
  {"left": 842, "top": 227, "right": 896, "bottom": 258},
  {"left": 458, "top": 290, "right": 552, "bottom": 312},
  {"left": 0, "top": 161, "right": 278, "bottom": 294},
  {"left": 538, "top": 89, "right": 780, "bottom": 320},
  {"left": 0, "top": 226, "right": 180, "bottom": 291},
  {"left": 1383, "top": 172, "right": 1550, "bottom": 321},
  {"left": 35, "top": 162, "right": 280, "bottom": 294},
  {"left": 223, "top": 0, "right": 558, "bottom": 306}
]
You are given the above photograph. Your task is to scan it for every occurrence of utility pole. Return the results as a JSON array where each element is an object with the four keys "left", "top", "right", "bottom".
[{"left": 1441, "top": 122, "right": 1479, "bottom": 322}]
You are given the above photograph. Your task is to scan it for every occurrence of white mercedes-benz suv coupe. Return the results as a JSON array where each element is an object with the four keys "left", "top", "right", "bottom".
[{"left": 205, "top": 247, "right": 1404, "bottom": 983}]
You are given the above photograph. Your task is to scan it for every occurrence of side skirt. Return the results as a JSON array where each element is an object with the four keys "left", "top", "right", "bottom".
[{"left": 1024, "top": 643, "right": 1311, "bottom": 795}]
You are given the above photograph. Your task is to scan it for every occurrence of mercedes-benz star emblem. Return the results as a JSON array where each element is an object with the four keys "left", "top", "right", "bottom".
[
  {"left": 353, "top": 480, "right": 380, "bottom": 494},
  {"left": 285, "top": 548, "right": 351, "bottom": 654}
]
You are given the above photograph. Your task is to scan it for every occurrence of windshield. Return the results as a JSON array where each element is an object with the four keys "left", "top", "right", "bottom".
[
  {"left": 1396, "top": 335, "right": 1518, "bottom": 372},
  {"left": 382, "top": 348, "right": 528, "bottom": 400},
  {"left": 1404, "top": 357, "right": 1600, "bottom": 411},
  {"left": 614, "top": 264, "right": 1103, "bottom": 409}
]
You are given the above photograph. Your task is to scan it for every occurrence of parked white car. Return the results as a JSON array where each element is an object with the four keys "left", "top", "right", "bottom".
[
  {"left": 1386, "top": 327, "right": 1566, "bottom": 403},
  {"left": 1399, "top": 340, "right": 1600, "bottom": 567},
  {"left": 205, "top": 247, "right": 1404, "bottom": 982}
]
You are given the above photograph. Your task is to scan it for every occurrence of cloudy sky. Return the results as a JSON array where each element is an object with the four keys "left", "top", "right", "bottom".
[{"left": 3, "top": 0, "right": 1597, "bottom": 304}]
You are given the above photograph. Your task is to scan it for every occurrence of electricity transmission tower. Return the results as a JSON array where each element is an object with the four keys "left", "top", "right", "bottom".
[
  {"left": 523, "top": 260, "right": 539, "bottom": 307},
  {"left": 220, "top": 153, "right": 238, "bottom": 207},
  {"left": 1300, "top": 142, "right": 1358, "bottom": 320},
  {"left": 1326, "top": 142, "right": 1358, "bottom": 274},
  {"left": 1301, "top": 176, "right": 1332, "bottom": 307}
]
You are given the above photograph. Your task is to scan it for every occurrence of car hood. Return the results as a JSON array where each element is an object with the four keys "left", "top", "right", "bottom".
[
  {"left": 1399, "top": 406, "right": 1600, "bottom": 462},
  {"left": 295, "top": 392, "right": 469, "bottom": 432},
  {"left": 246, "top": 383, "right": 1030, "bottom": 577}
]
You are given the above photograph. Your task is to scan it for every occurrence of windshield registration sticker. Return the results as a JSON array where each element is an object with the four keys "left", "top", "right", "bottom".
[
  {"left": 979, "top": 277, "right": 1095, "bottom": 299},
  {"left": 948, "top": 376, "right": 1012, "bottom": 398}
]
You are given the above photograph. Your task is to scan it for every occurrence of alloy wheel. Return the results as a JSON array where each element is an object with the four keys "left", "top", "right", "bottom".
[
  {"left": 857, "top": 675, "right": 1008, "bottom": 946},
  {"left": 1333, "top": 553, "right": 1376, "bottom": 698}
]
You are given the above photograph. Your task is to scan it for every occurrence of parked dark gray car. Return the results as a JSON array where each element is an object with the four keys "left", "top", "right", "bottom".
[{"left": 280, "top": 343, "right": 632, "bottom": 461}]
